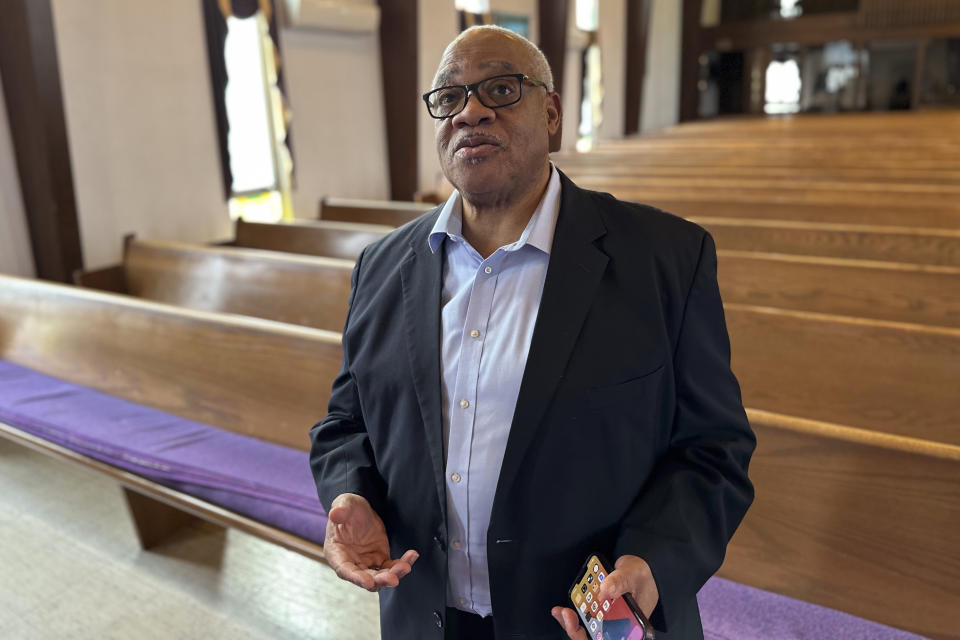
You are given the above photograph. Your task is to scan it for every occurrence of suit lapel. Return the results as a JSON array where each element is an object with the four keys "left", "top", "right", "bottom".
[
  {"left": 494, "top": 173, "right": 609, "bottom": 511},
  {"left": 400, "top": 225, "right": 448, "bottom": 520}
]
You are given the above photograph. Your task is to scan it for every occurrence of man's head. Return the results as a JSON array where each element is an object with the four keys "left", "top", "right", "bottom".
[{"left": 427, "top": 26, "right": 562, "bottom": 210}]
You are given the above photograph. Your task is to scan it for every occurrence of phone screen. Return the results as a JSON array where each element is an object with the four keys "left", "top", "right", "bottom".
[{"left": 569, "top": 554, "right": 647, "bottom": 640}]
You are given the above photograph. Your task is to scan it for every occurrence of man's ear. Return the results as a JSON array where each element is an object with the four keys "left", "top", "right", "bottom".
[{"left": 546, "top": 91, "right": 563, "bottom": 152}]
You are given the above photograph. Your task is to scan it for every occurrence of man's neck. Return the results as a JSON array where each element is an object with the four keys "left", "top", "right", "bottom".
[{"left": 460, "top": 164, "right": 552, "bottom": 259}]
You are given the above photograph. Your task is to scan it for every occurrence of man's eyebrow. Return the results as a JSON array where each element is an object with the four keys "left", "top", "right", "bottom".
[{"left": 434, "top": 60, "right": 518, "bottom": 88}]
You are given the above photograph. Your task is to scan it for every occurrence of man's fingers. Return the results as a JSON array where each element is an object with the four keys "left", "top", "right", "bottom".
[
  {"left": 550, "top": 607, "right": 589, "bottom": 640},
  {"left": 333, "top": 561, "right": 377, "bottom": 591},
  {"left": 398, "top": 549, "right": 420, "bottom": 566},
  {"left": 598, "top": 569, "right": 628, "bottom": 602}
]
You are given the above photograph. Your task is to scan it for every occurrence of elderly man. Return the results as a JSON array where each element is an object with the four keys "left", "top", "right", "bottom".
[{"left": 309, "top": 25, "right": 754, "bottom": 640}]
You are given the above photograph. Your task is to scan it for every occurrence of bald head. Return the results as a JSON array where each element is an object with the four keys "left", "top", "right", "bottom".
[{"left": 432, "top": 25, "right": 554, "bottom": 92}]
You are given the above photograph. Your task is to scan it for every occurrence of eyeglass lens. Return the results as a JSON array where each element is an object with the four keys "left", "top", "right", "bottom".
[{"left": 427, "top": 75, "right": 523, "bottom": 118}]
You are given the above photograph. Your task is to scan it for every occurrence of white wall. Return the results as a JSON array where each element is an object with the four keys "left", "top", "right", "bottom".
[
  {"left": 597, "top": 0, "right": 626, "bottom": 140},
  {"left": 0, "top": 66, "right": 36, "bottom": 277},
  {"left": 417, "top": 0, "right": 459, "bottom": 195},
  {"left": 51, "top": 0, "right": 229, "bottom": 269},
  {"left": 641, "top": 0, "right": 682, "bottom": 133},
  {"left": 281, "top": 25, "right": 390, "bottom": 215}
]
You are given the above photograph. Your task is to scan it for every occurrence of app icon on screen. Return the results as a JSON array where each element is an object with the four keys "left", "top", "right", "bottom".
[
  {"left": 597, "top": 611, "right": 604, "bottom": 622},
  {"left": 598, "top": 572, "right": 605, "bottom": 582},
  {"left": 580, "top": 602, "right": 587, "bottom": 614},
  {"left": 593, "top": 564, "right": 599, "bottom": 573},
  {"left": 591, "top": 601, "right": 599, "bottom": 613},
  {"left": 581, "top": 584, "right": 588, "bottom": 594},
  {"left": 586, "top": 592, "right": 593, "bottom": 603},
  {"left": 602, "top": 600, "right": 610, "bottom": 611},
  {"left": 587, "top": 574, "right": 594, "bottom": 584},
  {"left": 590, "top": 620, "right": 598, "bottom": 632}
]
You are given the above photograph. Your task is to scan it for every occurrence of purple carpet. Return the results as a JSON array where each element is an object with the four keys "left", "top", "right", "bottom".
[
  {"left": 0, "top": 359, "right": 326, "bottom": 543},
  {"left": 697, "top": 577, "right": 928, "bottom": 639}
]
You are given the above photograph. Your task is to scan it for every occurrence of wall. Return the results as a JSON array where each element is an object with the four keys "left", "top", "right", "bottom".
[
  {"left": 50, "top": 0, "right": 229, "bottom": 270},
  {"left": 597, "top": 0, "right": 626, "bottom": 139},
  {"left": 641, "top": 0, "right": 682, "bottom": 133},
  {"left": 281, "top": 23, "right": 390, "bottom": 215},
  {"left": 0, "top": 65, "right": 35, "bottom": 277},
  {"left": 417, "top": 0, "right": 459, "bottom": 195}
]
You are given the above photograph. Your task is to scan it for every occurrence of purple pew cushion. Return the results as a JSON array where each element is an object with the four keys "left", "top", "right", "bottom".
[
  {"left": 698, "top": 577, "right": 928, "bottom": 640},
  {"left": 0, "top": 359, "right": 326, "bottom": 544}
]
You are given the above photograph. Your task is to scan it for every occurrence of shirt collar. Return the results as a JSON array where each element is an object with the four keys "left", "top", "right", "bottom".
[{"left": 428, "top": 164, "right": 561, "bottom": 256}]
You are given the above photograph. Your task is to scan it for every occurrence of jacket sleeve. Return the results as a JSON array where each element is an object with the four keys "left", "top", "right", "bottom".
[
  {"left": 309, "top": 248, "right": 389, "bottom": 517},
  {"left": 613, "top": 232, "right": 756, "bottom": 631}
]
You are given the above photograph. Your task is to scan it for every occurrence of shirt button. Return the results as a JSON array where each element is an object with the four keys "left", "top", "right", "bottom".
[
  {"left": 470, "top": 329, "right": 480, "bottom": 338},
  {"left": 484, "top": 266, "right": 493, "bottom": 274},
  {"left": 451, "top": 472, "right": 462, "bottom": 483},
  {"left": 460, "top": 399, "right": 469, "bottom": 409},
  {"left": 459, "top": 598, "right": 467, "bottom": 607},
  {"left": 452, "top": 540, "right": 462, "bottom": 550}
]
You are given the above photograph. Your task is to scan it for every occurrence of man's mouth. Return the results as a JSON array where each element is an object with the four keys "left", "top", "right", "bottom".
[{"left": 454, "top": 135, "right": 502, "bottom": 160}]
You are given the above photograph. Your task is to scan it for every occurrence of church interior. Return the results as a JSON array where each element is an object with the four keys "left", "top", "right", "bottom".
[{"left": 1, "top": 0, "right": 958, "bottom": 638}]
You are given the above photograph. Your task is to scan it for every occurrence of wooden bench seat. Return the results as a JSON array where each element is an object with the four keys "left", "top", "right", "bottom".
[
  {"left": 0, "top": 274, "right": 342, "bottom": 559},
  {"left": 76, "top": 239, "right": 353, "bottom": 332},
  {"left": 717, "top": 251, "right": 960, "bottom": 327},
  {"left": 319, "top": 196, "right": 432, "bottom": 226},
  {"left": 233, "top": 219, "right": 391, "bottom": 261}
]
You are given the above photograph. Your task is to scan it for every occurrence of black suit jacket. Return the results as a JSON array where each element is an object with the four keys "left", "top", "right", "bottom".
[{"left": 310, "top": 171, "right": 755, "bottom": 640}]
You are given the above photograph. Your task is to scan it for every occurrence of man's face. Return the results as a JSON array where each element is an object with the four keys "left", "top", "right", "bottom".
[{"left": 432, "top": 31, "right": 561, "bottom": 207}]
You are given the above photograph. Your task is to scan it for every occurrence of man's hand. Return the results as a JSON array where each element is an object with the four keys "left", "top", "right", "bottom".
[
  {"left": 324, "top": 493, "right": 419, "bottom": 592},
  {"left": 551, "top": 555, "right": 659, "bottom": 639}
]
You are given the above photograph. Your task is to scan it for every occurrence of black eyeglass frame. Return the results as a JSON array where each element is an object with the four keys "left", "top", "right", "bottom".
[{"left": 422, "top": 73, "right": 550, "bottom": 120}]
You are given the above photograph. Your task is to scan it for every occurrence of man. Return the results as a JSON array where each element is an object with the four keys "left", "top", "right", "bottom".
[{"left": 309, "top": 25, "right": 755, "bottom": 640}]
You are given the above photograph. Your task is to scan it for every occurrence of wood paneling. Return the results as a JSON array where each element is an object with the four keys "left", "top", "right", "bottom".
[
  {"left": 378, "top": 0, "right": 419, "bottom": 200},
  {"left": 624, "top": 0, "right": 653, "bottom": 135}
]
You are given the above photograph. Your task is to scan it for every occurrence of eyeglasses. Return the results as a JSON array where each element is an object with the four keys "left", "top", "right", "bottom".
[{"left": 422, "top": 73, "right": 549, "bottom": 119}]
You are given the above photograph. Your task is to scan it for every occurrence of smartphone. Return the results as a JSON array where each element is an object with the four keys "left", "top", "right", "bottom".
[{"left": 568, "top": 554, "right": 652, "bottom": 640}]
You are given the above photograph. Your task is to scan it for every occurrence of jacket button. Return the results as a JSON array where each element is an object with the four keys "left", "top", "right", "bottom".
[{"left": 433, "top": 610, "right": 443, "bottom": 629}]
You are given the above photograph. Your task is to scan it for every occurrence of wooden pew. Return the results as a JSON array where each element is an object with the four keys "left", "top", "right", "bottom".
[
  {"left": 699, "top": 217, "right": 960, "bottom": 267},
  {"left": 724, "top": 409, "right": 960, "bottom": 640},
  {"left": 0, "top": 274, "right": 341, "bottom": 560},
  {"left": 717, "top": 251, "right": 960, "bottom": 328},
  {"left": 318, "top": 196, "right": 432, "bottom": 227},
  {"left": 726, "top": 303, "right": 960, "bottom": 446},
  {"left": 233, "top": 219, "right": 391, "bottom": 261},
  {"left": 76, "top": 239, "right": 353, "bottom": 332}
]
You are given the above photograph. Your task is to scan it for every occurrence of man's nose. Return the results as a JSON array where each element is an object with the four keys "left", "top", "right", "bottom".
[{"left": 452, "top": 91, "right": 495, "bottom": 127}]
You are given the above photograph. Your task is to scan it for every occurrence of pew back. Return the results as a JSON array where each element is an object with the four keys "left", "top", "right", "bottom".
[
  {"left": 0, "top": 275, "right": 341, "bottom": 451},
  {"left": 725, "top": 409, "right": 960, "bottom": 640},
  {"left": 319, "top": 197, "right": 432, "bottom": 226},
  {"left": 123, "top": 239, "right": 353, "bottom": 331},
  {"left": 234, "top": 219, "right": 391, "bottom": 261},
  {"left": 727, "top": 303, "right": 960, "bottom": 446},
  {"left": 717, "top": 251, "right": 960, "bottom": 328}
]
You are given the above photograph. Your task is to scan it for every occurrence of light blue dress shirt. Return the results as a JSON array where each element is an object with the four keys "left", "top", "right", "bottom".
[{"left": 427, "top": 165, "right": 562, "bottom": 617}]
